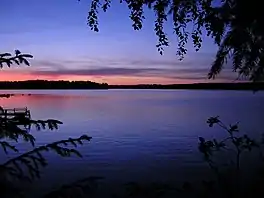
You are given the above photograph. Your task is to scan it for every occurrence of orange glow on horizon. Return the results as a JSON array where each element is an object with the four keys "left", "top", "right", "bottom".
[{"left": 0, "top": 71, "right": 196, "bottom": 85}]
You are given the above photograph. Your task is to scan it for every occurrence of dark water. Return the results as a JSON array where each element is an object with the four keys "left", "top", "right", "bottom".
[{"left": 0, "top": 90, "right": 263, "bottom": 196}]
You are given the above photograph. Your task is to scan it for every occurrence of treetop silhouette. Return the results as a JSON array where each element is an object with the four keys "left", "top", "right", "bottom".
[{"left": 84, "top": 0, "right": 264, "bottom": 82}]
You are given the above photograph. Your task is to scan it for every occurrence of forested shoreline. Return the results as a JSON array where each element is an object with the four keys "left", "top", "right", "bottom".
[{"left": 0, "top": 80, "right": 263, "bottom": 90}]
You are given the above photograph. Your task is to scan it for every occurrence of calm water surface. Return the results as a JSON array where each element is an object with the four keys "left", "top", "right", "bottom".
[{"left": 0, "top": 90, "right": 263, "bottom": 196}]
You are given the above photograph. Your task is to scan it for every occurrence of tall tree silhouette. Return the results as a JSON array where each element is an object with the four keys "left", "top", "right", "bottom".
[{"left": 83, "top": 0, "right": 264, "bottom": 81}]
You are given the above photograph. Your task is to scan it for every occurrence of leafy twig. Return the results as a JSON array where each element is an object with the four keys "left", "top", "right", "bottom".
[
  {"left": 2, "top": 135, "right": 92, "bottom": 182},
  {"left": 0, "top": 50, "right": 33, "bottom": 68}
]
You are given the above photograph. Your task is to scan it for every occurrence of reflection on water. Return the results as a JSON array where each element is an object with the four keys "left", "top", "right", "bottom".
[{"left": 0, "top": 90, "right": 264, "bottom": 196}]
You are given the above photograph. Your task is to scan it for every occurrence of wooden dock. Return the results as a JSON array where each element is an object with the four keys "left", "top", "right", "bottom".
[{"left": 0, "top": 107, "right": 31, "bottom": 119}]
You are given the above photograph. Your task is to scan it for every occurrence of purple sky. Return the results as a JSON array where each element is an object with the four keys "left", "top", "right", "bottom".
[{"left": 0, "top": 0, "right": 236, "bottom": 84}]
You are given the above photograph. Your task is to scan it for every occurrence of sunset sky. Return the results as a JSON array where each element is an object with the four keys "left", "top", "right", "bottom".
[{"left": 0, "top": 0, "right": 236, "bottom": 85}]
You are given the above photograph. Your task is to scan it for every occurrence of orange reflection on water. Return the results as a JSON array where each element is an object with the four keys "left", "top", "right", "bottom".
[{"left": 0, "top": 94, "right": 89, "bottom": 109}]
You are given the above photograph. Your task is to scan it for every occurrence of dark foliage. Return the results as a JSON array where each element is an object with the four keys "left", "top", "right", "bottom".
[
  {"left": 0, "top": 50, "right": 33, "bottom": 68},
  {"left": 2, "top": 135, "right": 91, "bottom": 182},
  {"left": 43, "top": 176, "right": 103, "bottom": 198},
  {"left": 0, "top": 51, "right": 98, "bottom": 197},
  {"left": 197, "top": 116, "right": 264, "bottom": 197},
  {"left": 200, "top": 116, "right": 261, "bottom": 170},
  {"left": 83, "top": 0, "right": 264, "bottom": 82},
  {"left": 0, "top": 101, "right": 94, "bottom": 197},
  {"left": 110, "top": 117, "right": 264, "bottom": 198}
]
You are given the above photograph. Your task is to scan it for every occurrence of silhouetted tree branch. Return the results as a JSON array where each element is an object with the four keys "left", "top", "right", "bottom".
[
  {"left": 0, "top": 50, "right": 33, "bottom": 68},
  {"left": 198, "top": 116, "right": 264, "bottom": 197},
  {"left": 0, "top": 113, "right": 63, "bottom": 149},
  {"left": 83, "top": 0, "right": 264, "bottom": 81},
  {"left": 0, "top": 50, "right": 94, "bottom": 197},
  {"left": 1, "top": 135, "right": 91, "bottom": 182}
]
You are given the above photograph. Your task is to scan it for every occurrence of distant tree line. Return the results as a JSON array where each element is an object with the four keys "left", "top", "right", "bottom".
[
  {"left": 0, "top": 80, "right": 108, "bottom": 89},
  {"left": 0, "top": 80, "right": 264, "bottom": 90},
  {"left": 108, "top": 83, "right": 264, "bottom": 91}
]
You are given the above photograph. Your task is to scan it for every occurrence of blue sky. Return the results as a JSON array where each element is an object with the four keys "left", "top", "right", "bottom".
[{"left": 0, "top": 0, "right": 235, "bottom": 84}]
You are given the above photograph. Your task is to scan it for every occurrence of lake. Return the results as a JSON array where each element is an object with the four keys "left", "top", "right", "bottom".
[{"left": 0, "top": 89, "right": 263, "bottom": 197}]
